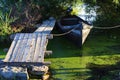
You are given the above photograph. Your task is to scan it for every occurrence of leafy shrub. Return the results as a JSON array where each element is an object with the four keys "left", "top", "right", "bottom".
[{"left": 0, "top": 10, "right": 17, "bottom": 42}]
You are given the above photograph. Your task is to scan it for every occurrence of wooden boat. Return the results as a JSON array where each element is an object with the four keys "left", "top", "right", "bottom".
[{"left": 56, "top": 15, "right": 92, "bottom": 47}]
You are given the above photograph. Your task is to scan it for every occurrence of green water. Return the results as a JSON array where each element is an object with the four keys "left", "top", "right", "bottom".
[
  {"left": 0, "top": 29, "right": 120, "bottom": 80},
  {"left": 46, "top": 29, "right": 120, "bottom": 80},
  {"left": 0, "top": 42, "right": 10, "bottom": 59}
]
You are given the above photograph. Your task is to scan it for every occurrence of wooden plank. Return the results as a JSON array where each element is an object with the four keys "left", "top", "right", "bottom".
[
  {"left": 4, "top": 34, "right": 20, "bottom": 62},
  {"left": 46, "top": 34, "right": 53, "bottom": 39},
  {"left": 33, "top": 33, "right": 42, "bottom": 62},
  {"left": 37, "top": 34, "right": 47, "bottom": 62},
  {"left": 34, "top": 20, "right": 55, "bottom": 62},
  {"left": 42, "top": 20, "right": 56, "bottom": 34},
  {"left": 26, "top": 33, "right": 37, "bottom": 62},
  {"left": 14, "top": 33, "right": 29, "bottom": 62},
  {"left": 0, "top": 62, "right": 51, "bottom": 67},
  {"left": 21, "top": 34, "right": 33, "bottom": 62},
  {"left": 9, "top": 33, "right": 24, "bottom": 62},
  {"left": 14, "top": 33, "right": 27, "bottom": 62},
  {"left": 35, "top": 21, "right": 50, "bottom": 33},
  {"left": 45, "top": 51, "right": 52, "bottom": 55}
]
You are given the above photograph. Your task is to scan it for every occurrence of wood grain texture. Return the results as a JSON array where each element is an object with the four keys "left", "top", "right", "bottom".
[
  {"left": 42, "top": 20, "right": 56, "bottom": 34},
  {"left": 4, "top": 34, "right": 19, "bottom": 62},
  {"left": 0, "top": 62, "right": 51, "bottom": 67},
  {"left": 35, "top": 20, "right": 50, "bottom": 33},
  {"left": 33, "top": 33, "right": 42, "bottom": 62},
  {"left": 14, "top": 33, "right": 29, "bottom": 62},
  {"left": 37, "top": 34, "right": 47, "bottom": 62},
  {"left": 26, "top": 33, "right": 37, "bottom": 62},
  {"left": 21, "top": 34, "right": 32, "bottom": 62},
  {"left": 3, "top": 19, "right": 56, "bottom": 65},
  {"left": 9, "top": 33, "right": 24, "bottom": 62}
]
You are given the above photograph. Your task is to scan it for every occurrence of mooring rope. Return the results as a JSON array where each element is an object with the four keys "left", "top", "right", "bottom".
[
  {"left": 52, "top": 25, "right": 79, "bottom": 36},
  {"left": 52, "top": 24, "right": 120, "bottom": 37},
  {"left": 93, "top": 25, "right": 120, "bottom": 29}
]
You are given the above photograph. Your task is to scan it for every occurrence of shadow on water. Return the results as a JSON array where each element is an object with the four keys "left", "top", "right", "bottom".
[
  {"left": 47, "top": 36, "right": 82, "bottom": 58},
  {"left": 86, "top": 62, "right": 120, "bottom": 80},
  {"left": 49, "top": 68, "right": 90, "bottom": 80},
  {"left": 51, "top": 68, "right": 88, "bottom": 74}
]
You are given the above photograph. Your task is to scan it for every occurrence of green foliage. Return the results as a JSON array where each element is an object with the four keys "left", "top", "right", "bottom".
[
  {"left": 84, "top": 0, "right": 120, "bottom": 27},
  {"left": 0, "top": 0, "right": 83, "bottom": 29},
  {"left": 0, "top": 10, "right": 16, "bottom": 42},
  {"left": 0, "top": 0, "right": 83, "bottom": 42},
  {"left": 113, "top": 0, "right": 120, "bottom": 4},
  {"left": 29, "top": 0, "right": 83, "bottom": 19}
]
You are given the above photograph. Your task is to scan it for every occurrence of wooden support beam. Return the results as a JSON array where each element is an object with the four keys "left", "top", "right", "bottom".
[
  {"left": 3, "top": 48, "right": 9, "bottom": 53},
  {"left": 45, "top": 51, "right": 52, "bottom": 56},
  {"left": 0, "top": 62, "right": 51, "bottom": 67},
  {"left": 46, "top": 34, "right": 53, "bottom": 39}
]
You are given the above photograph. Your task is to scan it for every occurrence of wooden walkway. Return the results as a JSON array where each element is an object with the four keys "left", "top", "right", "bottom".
[
  {"left": 35, "top": 20, "right": 56, "bottom": 34},
  {"left": 1, "top": 19, "right": 56, "bottom": 66}
]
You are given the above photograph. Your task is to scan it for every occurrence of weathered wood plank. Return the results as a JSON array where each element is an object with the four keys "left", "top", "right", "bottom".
[
  {"left": 35, "top": 21, "right": 50, "bottom": 33},
  {"left": 26, "top": 33, "right": 37, "bottom": 62},
  {"left": 37, "top": 34, "right": 47, "bottom": 62},
  {"left": 46, "top": 34, "right": 53, "bottom": 39},
  {"left": 9, "top": 33, "right": 24, "bottom": 62},
  {"left": 42, "top": 20, "right": 56, "bottom": 34},
  {"left": 4, "top": 34, "right": 19, "bottom": 62},
  {"left": 13, "top": 33, "right": 28, "bottom": 62},
  {"left": 0, "top": 62, "right": 51, "bottom": 67},
  {"left": 45, "top": 51, "right": 52, "bottom": 55},
  {"left": 33, "top": 33, "right": 42, "bottom": 62},
  {"left": 21, "top": 34, "right": 33, "bottom": 62},
  {"left": 14, "top": 33, "right": 29, "bottom": 62}
]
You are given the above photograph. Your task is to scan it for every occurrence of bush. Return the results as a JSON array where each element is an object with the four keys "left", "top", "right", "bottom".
[{"left": 0, "top": 10, "right": 17, "bottom": 42}]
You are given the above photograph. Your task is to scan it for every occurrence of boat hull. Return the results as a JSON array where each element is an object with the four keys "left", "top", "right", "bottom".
[{"left": 56, "top": 15, "right": 92, "bottom": 47}]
